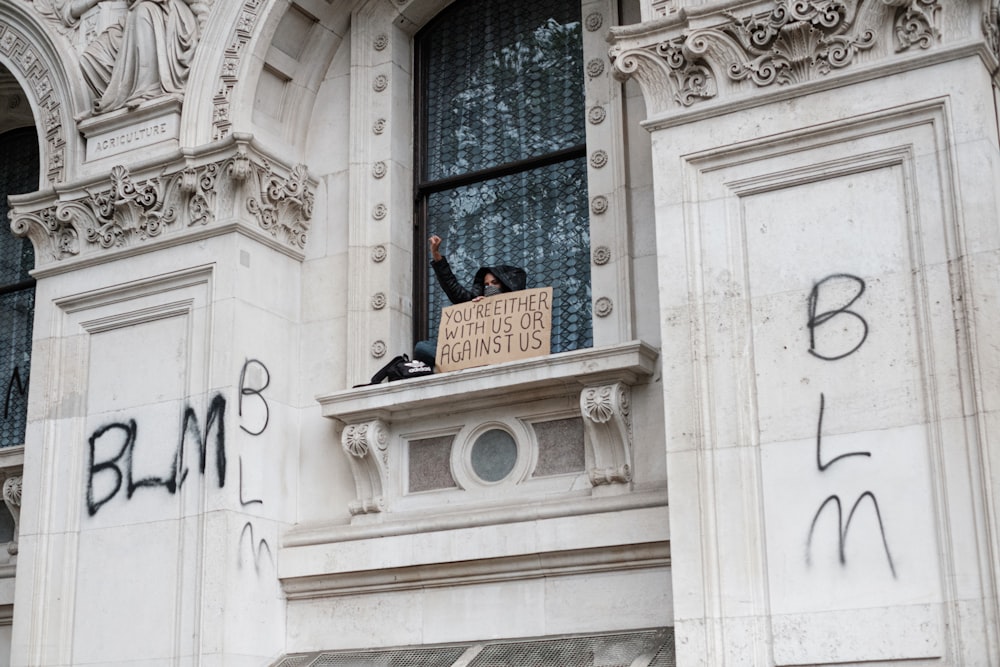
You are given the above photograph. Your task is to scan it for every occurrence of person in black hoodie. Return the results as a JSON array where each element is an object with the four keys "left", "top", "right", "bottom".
[{"left": 414, "top": 235, "right": 528, "bottom": 366}]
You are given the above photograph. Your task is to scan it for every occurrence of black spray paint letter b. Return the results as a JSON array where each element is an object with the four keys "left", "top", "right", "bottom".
[{"left": 807, "top": 273, "right": 868, "bottom": 361}]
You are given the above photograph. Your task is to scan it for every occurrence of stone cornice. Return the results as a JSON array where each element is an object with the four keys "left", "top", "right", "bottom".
[
  {"left": 609, "top": 0, "right": 953, "bottom": 120},
  {"left": 9, "top": 133, "right": 315, "bottom": 275}
]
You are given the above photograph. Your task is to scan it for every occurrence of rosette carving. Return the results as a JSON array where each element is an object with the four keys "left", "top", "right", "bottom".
[
  {"left": 340, "top": 419, "right": 390, "bottom": 515},
  {"left": 580, "top": 383, "right": 632, "bottom": 487}
]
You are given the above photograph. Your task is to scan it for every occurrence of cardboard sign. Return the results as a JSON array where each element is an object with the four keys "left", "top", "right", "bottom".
[{"left": 436, "top": 287, "right": 552, "bottom": 372}]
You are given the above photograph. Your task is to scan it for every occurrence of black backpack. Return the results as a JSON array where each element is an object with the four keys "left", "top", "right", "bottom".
[{"left": 354, "top": 354, "right": 433, "bottom": 387}]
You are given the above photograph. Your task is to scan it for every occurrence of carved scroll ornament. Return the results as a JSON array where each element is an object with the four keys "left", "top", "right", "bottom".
[
  {"left": 610, "top": 0, "right": 941, "bottom": 115},
  {"left": 581, "top": 382, "right": 632, "bottom": 486},
  {"left": 341, "top": 420, "right": 389, "bottom": 515},
  {"left": 3, "top": 475, "right": 20, "bottom": 556},
  {"left": 10, "top": 148, "right": 314, "bottom": 265}
]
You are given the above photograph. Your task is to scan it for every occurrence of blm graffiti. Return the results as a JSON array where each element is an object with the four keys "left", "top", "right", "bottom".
[
  {"left": 804, "top": 274, "right": 897, "bottom": 579},
  {"left": 237, "top": 358, "right": 273, "bottom": 573},
  {"left": 86, "top": 394, "right": 226, "bottom": 516},
  {"left": 83, "top": 358, "right": 277, "bottom": 575}
]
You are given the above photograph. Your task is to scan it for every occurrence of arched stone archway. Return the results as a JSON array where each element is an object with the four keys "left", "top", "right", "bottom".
[{"left": 0, "top": 4, "right": 88, "bottom": 187}]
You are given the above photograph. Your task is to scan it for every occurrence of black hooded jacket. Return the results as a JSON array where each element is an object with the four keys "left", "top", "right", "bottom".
[{"left": 430, "top": 256, "right": 528, "bottom": 305}]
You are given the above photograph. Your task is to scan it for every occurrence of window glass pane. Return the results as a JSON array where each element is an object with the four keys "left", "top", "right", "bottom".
[
  {"left": 422, "top": 0, "right": 584, "bottom": 181},
  {"left": 426, "top": 157, "right": 592, "bottom": 353},
  {"left": 0, "top": 128, "right": 36, "bottom": 285},
  {"left": 0, "top": 127, "right": 38, "bottom": 448},
  {"left": 0, "top": 289, "right": 32, "bottom": 448}
]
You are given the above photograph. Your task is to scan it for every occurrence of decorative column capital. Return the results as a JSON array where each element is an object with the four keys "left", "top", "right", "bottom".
[
  {"left": 9, "top": 137, "right": 316, "bottom": 273},
  {"left": 609, "top": 0, "right": 942, "bottom": 118}
]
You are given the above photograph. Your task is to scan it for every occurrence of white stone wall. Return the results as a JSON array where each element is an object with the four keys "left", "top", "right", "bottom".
[
  {"left": 7, "top": 0, "right": 998, "bottom": 665},
  {"left": 0, "top": 0, "right": 667, "bottom": 664},
  {"left": 634, "top": 42, "right": 1000, "bottom": 667}
]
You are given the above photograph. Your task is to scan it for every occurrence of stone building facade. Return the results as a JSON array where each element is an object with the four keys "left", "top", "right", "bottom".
[{"left": 0, "top": 0, "right": 995, "bottom": 666}]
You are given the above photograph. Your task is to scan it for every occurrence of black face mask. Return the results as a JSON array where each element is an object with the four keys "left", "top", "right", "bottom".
[{"left": 483, "top": 284, "right": 502, "bottom": 297}]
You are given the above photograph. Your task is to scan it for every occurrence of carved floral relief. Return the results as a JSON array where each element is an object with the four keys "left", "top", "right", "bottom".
[
  {"left": 10, "top": 145, "right": 314, "bottom": 264},
  {"left": 610, "top": 0, "right": 942, "bottom": 114}
]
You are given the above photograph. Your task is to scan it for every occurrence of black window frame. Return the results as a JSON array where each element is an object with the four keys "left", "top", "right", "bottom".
[{"left": 412, "top": 0, "right": 589, "bottom": 345}]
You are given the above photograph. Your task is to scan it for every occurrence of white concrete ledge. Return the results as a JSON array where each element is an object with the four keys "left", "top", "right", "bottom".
[{"left": 317, "top": 340, "right": 660, "bottom": 424}]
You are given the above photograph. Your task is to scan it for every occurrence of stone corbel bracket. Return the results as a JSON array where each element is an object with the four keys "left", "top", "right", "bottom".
[
  {"left": 608, "top": 0, "right": 942, "bottom": 119},
  {"left": 9, "top": 134, "right": 316, "bottom": 275},
  {"left": 581, "top": 382, "right": 632, "bottom": 487},
  {"left": 341, "top": 419, "right": 389, "bottom": 516},
  {"left": 2, "top": 475, "right": 20, "bottom": 557}
]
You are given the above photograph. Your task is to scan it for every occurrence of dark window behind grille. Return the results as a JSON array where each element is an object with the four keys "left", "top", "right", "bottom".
[
  {"left": 0, "top": 127, "right": 38, "bottom": 448},
  {"left": 415, "top": 0, "right": 592, "bottom": 353}
]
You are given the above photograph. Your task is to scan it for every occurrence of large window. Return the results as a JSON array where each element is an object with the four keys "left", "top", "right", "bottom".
[
  {"left": 0, "top": 127, "right": 37, "bottom": 447},
  {"left": 415, "top": 0, "right": 591, "bottom": 353}
]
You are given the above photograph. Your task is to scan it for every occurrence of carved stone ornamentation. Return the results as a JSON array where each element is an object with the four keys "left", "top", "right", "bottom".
[
  {"left": 340, "top": 420, "right": 389, "bottom": 515},
  {"left": 591, "top": 195, "right": 609, "bottom": 215},
  {"left": 214, "top": 0, "right": 263, "bottom": 140},
  {"left": 593, "top": 246, "right": 611, "bottom": 265},
  {"left": 3, "top": 475, "right": 20, "bottom": 556},
  {"left": 246, "top": 162, "right": 314, "bottom": 249},
  {"left": 10, "top": 203, "right": 83, "bottom": 262},
  {"left": 0, "top": 21, "right": 67, "bottom": 182},
  {"left": 895, "top": 0, "right": 940, "bottom": 51},
  {"left": 372, "top": 118, "right": 387, "bottom": 134},
  {"left": 371, "top": 245, "right": 387, "bottom": 262},
  {"left": 33, "top": 0, "right": 210, "bottom": 115},
  {"left": 371, "top": 292, "right": 387, "bottom": 310},
  {"left": 85, "top": 165, "right": 179, "bottom": 248},
  {"left": 10, "top": 143, "right": 315, "bottom": 264},
  {"left": 585, "top": 12, "right": 603, "bottom": 32},
  {"left": 580, "top": 383, "right": 632, "bottom": 486},
  {"left": 586, "top": 58, "right": 605, "bottom": 78},
  {"left": 610, "top": 1, "right": 937, "bottom": 115},
  {"left": 371, "top": 340, "right": 387, "bottom": 358},
  {"left": 986, "top": 5, "right": 1000, "bottom": 61},
  {"left": 595, "top": 296, "right": 613, "bottom": 317}
]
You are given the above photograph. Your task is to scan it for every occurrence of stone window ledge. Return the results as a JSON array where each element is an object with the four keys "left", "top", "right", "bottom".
[
  {"left": 316, "top": 341, "right": 659, "bottom": 519},
  {"left": 317, "top": 340, "right": 659, "bottom": 423}
]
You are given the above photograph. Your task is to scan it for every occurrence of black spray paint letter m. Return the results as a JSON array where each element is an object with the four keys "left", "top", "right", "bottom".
[{"left": 86, "top": 394, "right": 227, "bottom": 516}]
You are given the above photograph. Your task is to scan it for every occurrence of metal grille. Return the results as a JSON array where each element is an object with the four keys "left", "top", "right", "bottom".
[
  {"left": 646, "top": 628, "right": 676, "bottom": 667},
  {"left": 421, "top": 0, "right": 585, "bottom": 181},
  {"left": 272, "top": 656, "right": 315, "bottom": 667},
  {"left": 417, "top": 0, "right": 591, "bottom": 353},
  {"left": 425, "top": 158, "right": 591, "bottom": 353},
  {"left": 468, "top": 630, "right": 667, "bottom": 667},
  {"left": 0, "top": 127, "right": 38, "bottom": 448},
  {"left": 276, "top": 646, "right": 468, "bottom": 667},
  {"left": 273, "top": 629, "right": 673, "bottom": 667}
]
